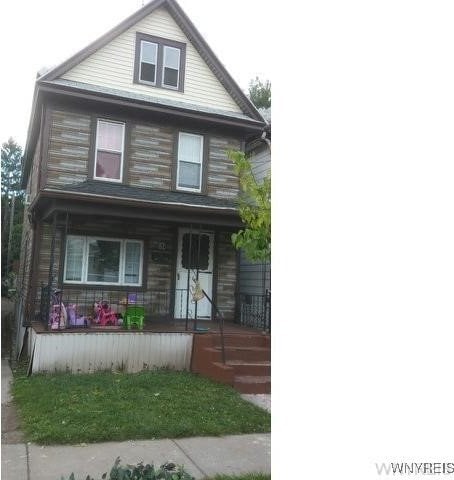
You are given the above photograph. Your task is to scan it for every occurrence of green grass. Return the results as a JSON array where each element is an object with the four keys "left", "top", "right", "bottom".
[{"left": 12, "top": 370, "right": 270, "bottom": 445}]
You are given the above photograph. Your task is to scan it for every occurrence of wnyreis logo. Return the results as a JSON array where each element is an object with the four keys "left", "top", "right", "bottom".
[{"left": 375, "top": 462, "right": 454, "bottom": 476}]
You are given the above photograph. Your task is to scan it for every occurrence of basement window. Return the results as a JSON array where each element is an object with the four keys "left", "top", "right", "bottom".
[{"left": 134, "top": 33, "right": 186, "bottom": 92}]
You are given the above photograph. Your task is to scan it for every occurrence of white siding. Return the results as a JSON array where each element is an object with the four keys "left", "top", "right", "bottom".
[
  {"left": 31, "top": 332, "right": 193, "bottom": 374},
  {"left": 61, "top": 7, "right": 243, "bottom": 114}
]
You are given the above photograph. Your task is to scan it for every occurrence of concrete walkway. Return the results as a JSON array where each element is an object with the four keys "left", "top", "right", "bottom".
[{"left": 1, "top": 359, "right": 271, "bottom": 479}]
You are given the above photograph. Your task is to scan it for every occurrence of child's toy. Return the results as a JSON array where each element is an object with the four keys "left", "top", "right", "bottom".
[
  {"left": 48, "top": 289, "right": 67, "bottom": 330},
  {"left": 94, "top": 300, "right": 118, "bottom": 326},
  {"left": 123, "top": 305, "right": 145, "bottom": 330},
  {"left": 67, "top": 304, "right": 89, "bottom": 327}
]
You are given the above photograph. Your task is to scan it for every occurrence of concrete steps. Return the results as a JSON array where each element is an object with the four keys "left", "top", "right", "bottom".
[
  {"left": 191, "top": 333, "right": 271, "bottom": 394},
  {"left": 223, "top": 360, "right": 271, "bottom": 376},
  {"left": 234, "top": 375, "right": 271, "bottom": 394}
]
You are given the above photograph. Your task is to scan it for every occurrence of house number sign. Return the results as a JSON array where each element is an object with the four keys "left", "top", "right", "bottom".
[{"left": 151, "top": 239, "right": 171, "bottom": 264}]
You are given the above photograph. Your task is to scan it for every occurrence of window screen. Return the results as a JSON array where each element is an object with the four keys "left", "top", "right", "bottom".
[
  {"left": 140, "top": 41, "right": 157, "bottom": 83},
  {"left": 64, "top": 237, "right": 84, "bottom": 281},
  {"left": 95, "top": 120, "right": 124, "bottom": 181},
  {"left": 124, "top": 241, "right": 141, "bottom": 284},
  {"left": 87, "top": 239, "right": 121, "bottom": 283},
  {"left": 162, "top": 46, "right": 180, "bottom": 88},
  {"left": 182, "top": 234, "right": 210, "bottom": 270},
  {"left": 177, "top": 133, "right": 203, "bottom": 191},
  {"left": 64, "top": 236, "right": 143, "bottom": 285}
]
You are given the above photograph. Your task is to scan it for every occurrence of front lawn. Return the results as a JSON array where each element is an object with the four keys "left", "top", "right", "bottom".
[{"left": 12, "top": 370, "right": 270, "bottom": 444}]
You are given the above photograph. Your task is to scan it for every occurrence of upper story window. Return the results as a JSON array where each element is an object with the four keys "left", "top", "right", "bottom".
[
  {"left": 94, "top": 119, "right": 125, "bottom": 182},
  {"left": 134, "top": 33, "right": 186, "bottom": 92},
  {"left": 176, "top": 132, "right": 203, "bottom": 193},
  {"left": 162, "top": 46, "right": 180, "bottom": 88},
  {"left": 139, "top": 40, "right": 158, "bottom": 84}
]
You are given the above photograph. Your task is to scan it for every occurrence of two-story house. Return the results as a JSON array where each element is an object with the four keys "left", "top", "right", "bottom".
[{"left": 16, "top": 0, "right": 270, "bottom": 391}]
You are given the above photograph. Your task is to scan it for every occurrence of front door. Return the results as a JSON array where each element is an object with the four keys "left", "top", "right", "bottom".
[{"left": 174, "top": 228, "right": 214, "bottom": 319}]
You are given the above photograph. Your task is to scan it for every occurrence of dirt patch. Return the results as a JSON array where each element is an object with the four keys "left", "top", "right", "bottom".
[
  {"left": 2, "top": 298, "right": 16, "bottom": 358},
  {"left": 2, "top": 356, "right": 25, "bottom": 444}
]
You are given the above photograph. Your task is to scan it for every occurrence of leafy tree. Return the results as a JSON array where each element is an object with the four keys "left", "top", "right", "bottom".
[
  {"left": 229, "top": 150, "right": 270, "bottom": 262},
  {"left": 248, "top": 77, "right": 271, "bottom": 109},
  {"left": 1, "top": 138, "right": 23, "bottom": 197},
  {"left": 1, "top": 138, "right": 24, "bottom": 282}
]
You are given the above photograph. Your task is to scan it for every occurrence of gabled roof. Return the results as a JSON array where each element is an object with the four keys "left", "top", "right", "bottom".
[{"left": 38, "top": 0, "right": 262, "bottom": 122}]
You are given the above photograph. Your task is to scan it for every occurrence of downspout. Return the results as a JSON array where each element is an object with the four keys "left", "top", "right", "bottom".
[{"left": 260, "top": 130, "right": 271, "bottom": 150}]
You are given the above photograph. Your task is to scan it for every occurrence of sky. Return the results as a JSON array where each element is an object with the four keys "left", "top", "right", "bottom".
[{"left": 0, "top": 0, "right": 272, "bottom": 148}]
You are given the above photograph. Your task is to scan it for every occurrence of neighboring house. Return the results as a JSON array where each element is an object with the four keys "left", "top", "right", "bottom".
[
  {"left": 15, "top": 0, "right": 270, "bottom": 381},
  {"left": 238, "top": 108, "right": 271, "bottom": 331}
]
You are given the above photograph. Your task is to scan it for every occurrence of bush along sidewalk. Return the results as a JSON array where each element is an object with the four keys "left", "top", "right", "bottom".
[{"left": 61, "top": 458, "right": 194, "bottom": 480}]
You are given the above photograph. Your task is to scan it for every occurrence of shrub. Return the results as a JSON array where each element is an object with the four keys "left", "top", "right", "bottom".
[{"left": 61, "top": 458, "right": 194, "bottom": 480}]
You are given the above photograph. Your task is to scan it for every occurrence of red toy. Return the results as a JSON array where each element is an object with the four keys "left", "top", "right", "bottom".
[{"left": 94, "top": 300, "right": 118, "bottom": 326}]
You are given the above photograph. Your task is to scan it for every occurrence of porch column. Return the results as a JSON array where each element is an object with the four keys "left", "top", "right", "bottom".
[{"left": 43, "top": 211, "right": 58, "bottom": 330}]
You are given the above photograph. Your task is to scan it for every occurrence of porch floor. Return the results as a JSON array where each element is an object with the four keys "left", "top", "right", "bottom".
[{"left": 31, "top": 320, "right": 266, "bottom": 335}]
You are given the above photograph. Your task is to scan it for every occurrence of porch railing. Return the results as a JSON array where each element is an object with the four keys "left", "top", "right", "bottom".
[
  {"left": 35, "top": 286, "right": 173, "bottom": 329},
  {"left": 31, "top": 285, "right": 271, "bottom": 332},
  {"left": 237, "top": 290, "right": 271, "bottom": 332}
]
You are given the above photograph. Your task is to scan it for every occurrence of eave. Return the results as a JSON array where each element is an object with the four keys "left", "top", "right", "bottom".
[{"left": 30, "top": 188, "right": 243, "bottom": 229}]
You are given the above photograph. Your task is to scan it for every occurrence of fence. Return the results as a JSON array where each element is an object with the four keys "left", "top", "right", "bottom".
[
  {"left": 36, "top": 286, "right": 172, "bottom": 329},
  {"left": 237, "top": 289, "right": 271, "bottom": 332}
]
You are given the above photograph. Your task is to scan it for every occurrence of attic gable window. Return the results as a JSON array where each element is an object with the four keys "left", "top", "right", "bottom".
[
  {"left": 139, "top": 40, "right": 157, "bottom": 84},
  {"left": 162, "top": 46, "right": 180, "bottom": 88},
  {"left": 134, "top": 33, "right": 186, "bottom": 92}
]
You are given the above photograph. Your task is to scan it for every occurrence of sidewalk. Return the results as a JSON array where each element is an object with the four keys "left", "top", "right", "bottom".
[{"left": 1, "top": 359, "right": 270, "bottom": 480}]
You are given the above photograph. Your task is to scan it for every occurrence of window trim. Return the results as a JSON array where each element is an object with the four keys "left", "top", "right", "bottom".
[
  {"left": 176, "top": 132, "right": 204, "bottom": 193},
  {"left": 63, "top": 235, "right": 144, "bottom": 287},
  {"left": 93, "top": 119, "right": 125, "bottom": 183},
  {"left": 133, "top": 32, "right": 186, "bottom": 92}
]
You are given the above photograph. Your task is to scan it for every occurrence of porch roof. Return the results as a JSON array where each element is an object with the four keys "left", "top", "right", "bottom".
[
  {"left": 32, "top": 182, "right": 243, "bottom": 228},
  {"left": 50, "top": 180, "right": 238, "bottom": 209}
]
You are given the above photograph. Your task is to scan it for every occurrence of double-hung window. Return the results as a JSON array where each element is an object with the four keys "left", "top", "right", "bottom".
[
  {"left": 134, "top": 33, "right": 185, "bottom": 92},
  {"left": 64, "top": 235, "right": 143, "bottom": 286},
  {"left": 139, "top": 40, "right": 158, "bottom": 84},
  {"left": 177, "top": 132, "right": 203, "bottom": 192},
  {"left": 94, "top": 119, "right": 125, "bottom": 182},
  {"left": 162, "top": 45, "right": 180, "bottom": 89}
]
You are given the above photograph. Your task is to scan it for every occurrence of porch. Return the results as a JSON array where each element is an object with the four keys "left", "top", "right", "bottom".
[
  {"left": 31, "top": 317, "right": 265, "bottom": 335},
  {"left": 23, "top": 200, "right": 270, "bottom": 389},
  {"left": 26, "top": 287, "right": 270, "bottom": 392},
  {"left": 27, "top": 320, "right": 270, "bottom": 392},
  {"left": 31, "top": 286, "right": 271, "bottom": 333}
]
